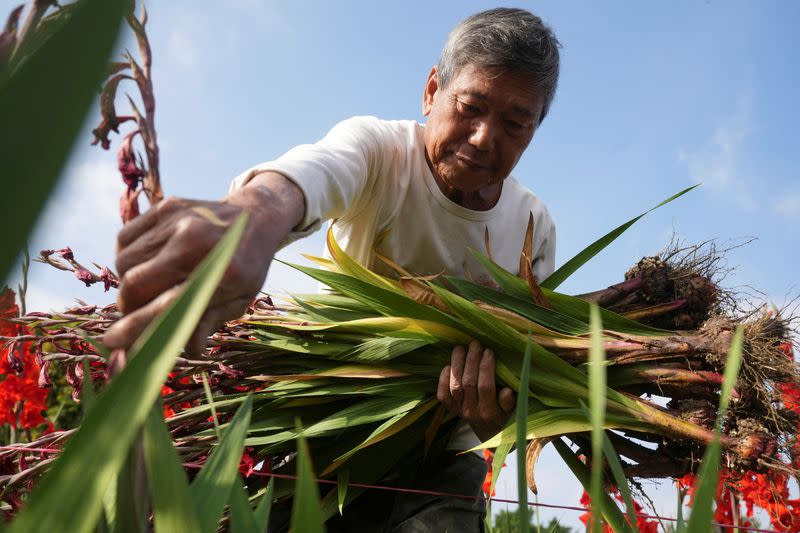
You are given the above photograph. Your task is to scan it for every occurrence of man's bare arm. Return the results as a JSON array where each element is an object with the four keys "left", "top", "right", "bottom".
[{"left": 104, "top": 171, "right": 305, "bottom": 352}]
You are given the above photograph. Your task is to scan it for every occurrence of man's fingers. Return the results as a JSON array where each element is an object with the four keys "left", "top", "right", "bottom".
[
  {"left": 477, "top": 348, "right": 498, "bottom": 420},
  {"left": 460, "top": 340, "right": 482, "bottom": 416},
  {"left": 437, "top": 366, "right": 456, "bottom": 413},
  {"left": 116, "top": 198, "right": 166, "bottom": 250},
  {"left": 117, "top": 240, "right": 212, "bottom": 314},
  {"left": 498, "top": 387, "right": 516, "bottom": 415},
  {"left": 103, "top": 285, "right": 184, "bottom": 350},
  {"left": 449, "top": 345, "right": 466, "bottom": 404},
  {"left": 116, "top": 224, "right": 170, "bottom": 277}
]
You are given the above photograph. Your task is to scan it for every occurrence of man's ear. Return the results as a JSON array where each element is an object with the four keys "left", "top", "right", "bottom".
[{"left": 422, "top": 66, "right": 439, "bottom": 117}]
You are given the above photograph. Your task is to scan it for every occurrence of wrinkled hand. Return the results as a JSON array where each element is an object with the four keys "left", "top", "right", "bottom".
[
  {"left": 437, "top": 340, "right": 516, "bottom": 442},
  {"left": 104, "top": 174, "right": 303, "bottom": 354}
]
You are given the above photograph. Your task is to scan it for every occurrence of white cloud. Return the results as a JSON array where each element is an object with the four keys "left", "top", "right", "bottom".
[
  {"left": 166, "top": 20, "right": 202, "bottom": 72},
  {"left": 31, "top": 157, "right": 120, "bottom": 260},
  {"left": 678, "top": 94, "right": 756, "bottom": 211},
  {"left": 777, "top": 193, "right": 800, "bottom": 218}
]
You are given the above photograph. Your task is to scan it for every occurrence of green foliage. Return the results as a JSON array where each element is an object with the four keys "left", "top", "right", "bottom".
[
  {"left": 7, "top": 215, "right": 247, "bottom": 533},
  {"left": 516, "top": 339, "right": 533, "bottom": 531},
  {"left": 290, "top": 421, "right": 325, "bottom": 532},
  {"left": 143, "top": 403, "right": 201, "bottom": 533},
  {"left": 492, "top": 510, "right": 573, "bottom": 533},
  {"left": 0, "top": 0, "right": 127, "bottom": 282}
]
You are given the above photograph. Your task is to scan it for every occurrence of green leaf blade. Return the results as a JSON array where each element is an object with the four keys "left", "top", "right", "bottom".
[
  {"left": 191, "top": 394, "right": 254, "bottom": 533},
  {"left": 0, "top": 0, "right": 127, "bottom": 281},
  {"left": 541, "top": 186, "right": 699, "bottom": 290},
  {"left": 290, "top": 422, "right": 325, "bottom": 533},
  {"left": 143, "top": 404, "right": 201, "bottom": 533}
]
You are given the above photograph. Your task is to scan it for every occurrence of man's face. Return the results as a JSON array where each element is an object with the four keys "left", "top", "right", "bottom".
[{"left": 422, "top": 64, "right": 544, "bottom": 196}]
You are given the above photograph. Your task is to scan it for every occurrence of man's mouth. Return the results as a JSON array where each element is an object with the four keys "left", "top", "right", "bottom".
[{"left": 455, "top": 153, "right": 485, "bottom": 170}]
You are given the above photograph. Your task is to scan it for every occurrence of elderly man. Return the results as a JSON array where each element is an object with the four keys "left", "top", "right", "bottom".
[{"left": 107, "top": 7, "right": 560, "bottom": 531}]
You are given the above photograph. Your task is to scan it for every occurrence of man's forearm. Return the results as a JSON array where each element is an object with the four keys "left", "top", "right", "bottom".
[{"left": 226, "top": 171, "right": 306, "bottom": 247}]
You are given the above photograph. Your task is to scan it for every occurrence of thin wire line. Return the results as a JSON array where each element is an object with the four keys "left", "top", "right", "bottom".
[
  {"left": 182, "top": 463, "right": 784, "bottom": 533},
  {"left": 0, "top": 449, "right": 782, "bottom": 532}
]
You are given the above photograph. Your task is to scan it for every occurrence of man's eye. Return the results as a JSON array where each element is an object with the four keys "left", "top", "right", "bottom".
[{"left": 457, "top": 101, "right": 480, "bottom": 115}]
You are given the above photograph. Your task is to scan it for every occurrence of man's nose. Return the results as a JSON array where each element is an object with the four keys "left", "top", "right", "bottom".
[{"left": 468, "top": 119, "right": 495, "bottom": 151}]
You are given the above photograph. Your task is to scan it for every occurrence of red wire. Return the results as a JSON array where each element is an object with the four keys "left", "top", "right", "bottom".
[
  {"left": 183, "top": 462, "right": 784, "bottom": 533},
  {"left": 0, "top": 449, "right": 781, "bottom": 532}
]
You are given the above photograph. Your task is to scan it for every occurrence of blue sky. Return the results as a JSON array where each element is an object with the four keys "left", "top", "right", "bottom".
[{"left": 5, "top": 0, "right": 799, "bottom": 527}]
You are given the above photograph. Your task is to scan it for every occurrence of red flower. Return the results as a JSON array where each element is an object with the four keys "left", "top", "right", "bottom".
[
  {"left": 579, "top": 489, "right": 659, "bottom": 533},
  {"left": 481, "top": 448, "right": 504, "bottom": 498},
  {"left": 779, "top": 382, "right": 800, "bottom": 414},
  {"left": 161, "top": 372, "right": 194, "bottom": 418},
  {"left": 0, "top": 288, "right": 51, "bottom": 431},
  {"left": 239, "top": 447, "right": 257, "bottom": 478}
]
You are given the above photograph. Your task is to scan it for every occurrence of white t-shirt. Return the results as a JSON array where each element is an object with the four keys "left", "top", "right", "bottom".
[{"left": 230, "top": 115, "right": 556, "bottom": 450}]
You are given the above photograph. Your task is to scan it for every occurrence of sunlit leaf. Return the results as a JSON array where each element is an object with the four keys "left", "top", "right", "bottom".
[{"left": 541, "top": 186, "right": 698, "bottom": 290}]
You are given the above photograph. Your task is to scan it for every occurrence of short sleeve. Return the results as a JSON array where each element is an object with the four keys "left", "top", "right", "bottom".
[{"left": 229, "top": 116, "right": 385, "bottom": 244}]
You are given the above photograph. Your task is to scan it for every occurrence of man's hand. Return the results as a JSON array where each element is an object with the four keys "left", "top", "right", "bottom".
[
  {"left": 437, "top": 340, "right": 516, "bottom": 442},
  {"left": 103, "top": 172, "right": 304, "bottom": 354}
]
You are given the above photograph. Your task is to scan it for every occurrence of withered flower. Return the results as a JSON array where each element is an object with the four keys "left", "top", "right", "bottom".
[
  {"left": 118, "top": 130, "right": 145, "bottom": 188},
  {"left": 99, "top": 266, "right": 119, "bottom": 291},
  {"left": 74, "top": 268, "right": 96, "bottom": 287},
  {"left": 57, "top": 247, "right": 74, "bottom": 261}
]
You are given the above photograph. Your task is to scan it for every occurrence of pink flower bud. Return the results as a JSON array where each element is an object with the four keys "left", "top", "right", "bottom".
[
  {"left": 218, "top": 362, "right": 245, "bottom": 379},
  {"left": 120, "top": 188, "right": 141, "bottom": 224},
  {"left": 65, "top": 305, "right": 97, "bottom": 316},
  {"left": 33, "top": 341, "right": 44, "bottom": 366},
  {"left": 57, "top": 247, "right": 74, "bottom": 261},
  {"left": 6, "top": 342, "right": 23, "bottom": 373},
  {"left": 38, "top": 360, "right": 52, "bottom": 388},
  {"left": 74, "top": 268, "right": 96, "bottom": 287},
  {"left": 65, "top": 363, "right": 81, "bottom": 387},
  {"left": 118, "top": 131, "right": 145, "bottom": 189},
  {"left": 100, "top": 266, "right": 119, "bottom": 291}
]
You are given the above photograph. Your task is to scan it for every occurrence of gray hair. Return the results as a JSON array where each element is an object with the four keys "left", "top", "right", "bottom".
[{"left": 437, "top": 8, "right": 561, "bottom": 124}]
